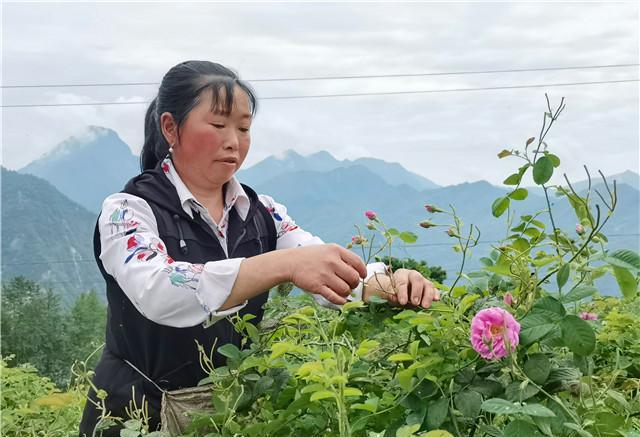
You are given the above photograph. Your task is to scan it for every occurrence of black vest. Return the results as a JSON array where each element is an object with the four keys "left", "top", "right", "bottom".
[{"left": 79, "top": 165, "right": 277, "bottom": 435}]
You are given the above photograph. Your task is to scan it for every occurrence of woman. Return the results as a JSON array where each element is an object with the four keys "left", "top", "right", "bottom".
[{"left": 79, "top": 60, "right": 439, "bottom": 434}]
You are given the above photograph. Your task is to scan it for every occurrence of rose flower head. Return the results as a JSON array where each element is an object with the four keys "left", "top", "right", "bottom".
[{"left": 470, "top": 307, "right": 520, "bottom": 360}]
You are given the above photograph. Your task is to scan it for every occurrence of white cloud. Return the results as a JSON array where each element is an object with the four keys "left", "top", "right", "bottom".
[{"left": 2, "top": 2, "right": 638, "bottom": 184}]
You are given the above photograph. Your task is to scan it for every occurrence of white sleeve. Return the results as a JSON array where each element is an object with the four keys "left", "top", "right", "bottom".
[
  {"left": 99, "top": 193, "right": 246, "bottom": 328},
  {"left": 258, "top": 194, "right": 387, "bottom": 309}
]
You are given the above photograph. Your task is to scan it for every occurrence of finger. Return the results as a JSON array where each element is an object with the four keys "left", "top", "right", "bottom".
[
  {"left": 396, "top": 278, "right": 409, "bottom": 306},
  {"left": 334, "top": 261, "right": 362, "bottom": 290},
  {"left": 409, "top": 272, "right": 424, "bottom": 307},
  {"left": 338, "top": 246, "right": 368, "bottom": 278},
  {"left": 318, "top": 285, "right": 347, "bottom": 305},
  {"left": 326, "top": 275, "right": 353, "bottom": 298},
  {"left": 425, "top": 279, "right": 440, "bottom": 301},
  {"left": 421, "top": 280, "right": 436, "bottom": 309}
]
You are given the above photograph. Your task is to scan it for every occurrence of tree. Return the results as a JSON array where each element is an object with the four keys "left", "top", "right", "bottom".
[
  {"left": 375, "top": 256, "right": 447, "bottom": 284},
  {"left": 1, "top": 277, "right": 68, "bottom": 384},
  {"left": 66, "top": 291, "right": 107, "bottom": 370}
]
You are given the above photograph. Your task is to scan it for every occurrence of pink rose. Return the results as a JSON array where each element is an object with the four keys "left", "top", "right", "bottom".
[
  {"left": 503, "top": 292, "right": 514, "bottom": 307},
  {"left": 351, "top": 236, "right": 366, "bottom": 245},
  {"left": 579, "top": 312, "right": 598, "bottom": 321},
  {"left": 470, "top": 307, "right": 520, "bottom": 360},
  {"left": 365, "top": 210, "right": 377, "bottom": 221}
]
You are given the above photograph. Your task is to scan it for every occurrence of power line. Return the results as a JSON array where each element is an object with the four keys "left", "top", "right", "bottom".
[
  {"left": 2, "top": 78, "right": 638, "bottom": 108},
  {"left": 3, "top": 233, "right": 638, "bottom": 267},
  {"left": 2, "top": 63, "right": 638, "bottom": 89}
]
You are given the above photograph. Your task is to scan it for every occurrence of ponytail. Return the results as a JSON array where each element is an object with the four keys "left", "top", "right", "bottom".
[{"left": 140, "top": 97, "right": 170, "bottom": 171}]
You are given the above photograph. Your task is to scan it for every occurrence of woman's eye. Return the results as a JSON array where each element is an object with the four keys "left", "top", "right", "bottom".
[
  {"left": 211, "top": 123, "right": 225, "bottom": 129},
  {"left": 239, "top": 127, "right": 250, "bottom": 133}
]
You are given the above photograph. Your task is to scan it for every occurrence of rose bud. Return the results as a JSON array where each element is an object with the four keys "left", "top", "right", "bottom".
[
  {"left": 365, "top": 210, "right": 377, "bottom": 221},
  {"left": 424, "top": 204, "right": 443, "bottom": 213},
  {"left": 419, "top": 220, "right": 436, "bottom": 229}
]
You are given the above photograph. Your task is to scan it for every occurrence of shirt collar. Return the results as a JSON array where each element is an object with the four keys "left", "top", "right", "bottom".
[{"left": 160, "top": 157, "right": 250, "bottom": 220}]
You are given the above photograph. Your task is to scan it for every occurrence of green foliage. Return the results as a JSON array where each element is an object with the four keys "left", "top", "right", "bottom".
[
  {"left": 0, "top": 356, "right": 85, "bottom": 436},
  {"left": 1, "top": 277, "right": 107, "bottom": 386}
]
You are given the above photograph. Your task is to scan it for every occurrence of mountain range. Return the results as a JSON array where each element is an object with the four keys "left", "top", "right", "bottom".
[{"left": 5, "top": 125, "right": 639, "bottom": 299}]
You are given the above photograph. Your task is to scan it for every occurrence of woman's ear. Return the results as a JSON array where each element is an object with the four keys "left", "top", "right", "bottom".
[{"left": 160, "top": 112, "right": 178, "bottom": 147}]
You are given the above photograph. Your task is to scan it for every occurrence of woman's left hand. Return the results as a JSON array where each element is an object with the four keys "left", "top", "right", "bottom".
[{"left": 364, "top": 268, "right": 440, "bottom": 309}]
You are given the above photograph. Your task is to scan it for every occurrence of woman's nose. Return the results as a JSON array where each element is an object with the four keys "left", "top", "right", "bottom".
[{"left": 223, "top": 130, "right": 240, "bottom": 150}]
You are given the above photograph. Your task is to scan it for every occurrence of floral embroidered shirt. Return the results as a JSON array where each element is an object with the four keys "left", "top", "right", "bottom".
[{"left": 99, "top": 157, "right": 386, "bottom": 328}]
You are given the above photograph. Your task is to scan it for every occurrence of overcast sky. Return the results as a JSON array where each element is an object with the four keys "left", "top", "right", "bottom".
[{"left": 2, "top": 1, "right": 638, "bottom": 186}]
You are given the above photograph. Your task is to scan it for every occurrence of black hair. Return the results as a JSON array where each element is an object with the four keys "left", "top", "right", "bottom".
[{"left": 140, "top": 60, "right": 257, "bottom": 171}]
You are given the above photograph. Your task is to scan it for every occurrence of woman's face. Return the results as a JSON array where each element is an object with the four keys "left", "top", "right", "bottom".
[{"left": 169, "top": 86, "right": 252, "bottom": 188}]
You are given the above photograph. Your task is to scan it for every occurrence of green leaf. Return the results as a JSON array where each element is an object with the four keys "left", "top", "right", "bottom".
[
  {"left": 492, "top": 196, "right": 510, "bottom": 218},
  {"left": 533, "top": 156, "right": 554, "bottom": 185},
  {"left": 520, "top": 403, "right": 556, "bottom": 417},
  {"left": 524, "top": 353, "right": 551, "bottom": 385},
  {"left": 389, "top": 353, "right": 414, "bottom": 362},
  {"left": 604, "top": 249, "right": 640, "bottom": 272},
  {"left": 498, "top": 149, "right": 512, "bottom": 158},
  {"left": 481, "top": 398, "right": 522, "bottom": 415},
  {"left": 503, "top": 173, "right": 522, "bottom": 185},
  {"left": 508, "top": 188, "right": 529, "bottom": 201},
  {"left": 426, "top": 397, "right": 449, "bottom": 429},
  {"left": 123, "top": 420, "right": 142, "bottom": 431},
  {"left": 342, "top": 300, "right": 365, "bottom": 312},
  {"left": 422, "top": 432, "right": 454, "bottom": 437},
  {"left": 454, "top": 391, "right": 482, "bottom": 418},
  {"left": 310, "top": 390, "right": 336, "bottom": 401},
  {"left": 357, "top": 339, "right": 380, "bottom": 357},
  {"left": 560, "top": 315, "right": 596, "bottom": 356},
  {"left": 388, "top": 228, "right": 400, "bottom": 236},
  {"left": 399, "top": 231, "right": 418, "bottom": 244},
  {"left": 606, "top": 389, "right": 630, "bottom": 410},
  {"left": 343, "top": 387, "right": 363, "bottom": 397},
  {"left": 546, "top": 153, "right": 561, "bottom": 167},
  {"left": 612, "top": 266, "right": 638, "bottom": 299},
  {"left": 524, "top": 227, "right": 542, "bottom": 239},
  {"left": 217, "top": 343, "right": 241, "bottom": 360},
  {"left": 120, "top": 430, "right": 141, "bottom": 437},
  {"left": 504, "top": 419, "right": 540, "bottom": 436},
  {"left": 532, "top": 296, "right": 566, "bottom": 321},
  {"left": 561, "top": 285, "right": 597, "bottom": 303},
  {"left": 556, "top": 264, "right": 570, "bottom": 290},
  {"left": 563, "top": 422, "right": 594, "bottom": 437},
  {"left": 396, "top": 424, "right": 420, "bottom": 437},
  {"left": 505, "top": 381, "right": 539, "bottom": 402},
  {"left": 397, "top": 368, "right": 415, "bottom": 391},
  {"left": 520, "top": 316, "right": 556, "bottom": 346},
  {"left": 245, "top": 323, "right": 260, "bottom": 343}
]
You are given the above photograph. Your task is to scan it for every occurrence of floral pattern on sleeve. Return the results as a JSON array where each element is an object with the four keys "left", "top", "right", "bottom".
[
  {"left": 123, "top": 232, "right": 206, "bottom": 296},
  {"left": 108, "top": 199, "right": 140, "bottom": 237}
]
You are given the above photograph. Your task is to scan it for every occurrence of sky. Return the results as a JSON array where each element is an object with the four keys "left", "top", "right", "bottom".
[{"left": 2, "top": 1, "right": 639, "bottom": 186}]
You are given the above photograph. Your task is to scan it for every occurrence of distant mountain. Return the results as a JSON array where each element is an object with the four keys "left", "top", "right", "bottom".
[
  {"left": 570, "top": 170, "right": 639, "bottom": 192},
  {"left": 10, "top": 126, "right": 638, "bottom": 299},
  {"left": 19, "top": 126, "right": 139, "bottom": 212},
  {"left": 1, "top": 168, "right": 102, "bottom": 303},
  {"left": 237, "top": 149, "right": 440, "bottom": 191}
]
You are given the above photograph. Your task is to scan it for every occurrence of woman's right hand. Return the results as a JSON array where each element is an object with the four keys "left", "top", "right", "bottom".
[{"left": 286, "top": 244, "right": 368, "bottom": 305}]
